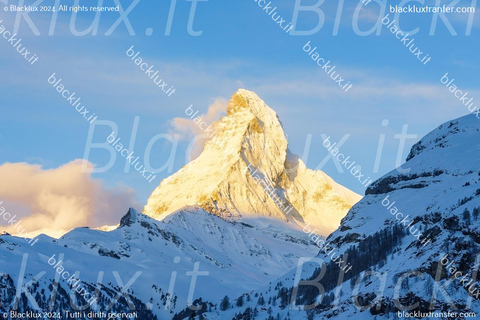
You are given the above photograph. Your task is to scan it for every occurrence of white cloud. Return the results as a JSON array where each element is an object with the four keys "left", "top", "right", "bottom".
[
  {"left": 170, "top": 98, "right": 228, "bottom": 140},
  {"left": 0, "top": 160, "right": 140, "bottom": 238},
  {"left": 170, "top": 98, "right": 228, "bottom": 160}
]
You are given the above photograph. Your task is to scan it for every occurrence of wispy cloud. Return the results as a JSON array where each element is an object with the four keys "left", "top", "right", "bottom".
[
  {"left": 169, "top": 98, "right": 228, "bottom": 159},
  {"left": 170, "top": 98, "right": 228, "bottom": 140}
]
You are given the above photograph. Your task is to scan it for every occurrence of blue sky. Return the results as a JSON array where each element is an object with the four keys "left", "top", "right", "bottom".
[{"left": 1, "top": 0, "right": 479, "bottom": 225}]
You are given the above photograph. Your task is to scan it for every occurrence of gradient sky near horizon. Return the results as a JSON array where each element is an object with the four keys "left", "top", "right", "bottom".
[{"left": 1, "top": 0, "right": 479, "bottom": 231}]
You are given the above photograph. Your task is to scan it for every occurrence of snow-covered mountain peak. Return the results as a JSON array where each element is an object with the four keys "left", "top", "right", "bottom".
[
  {"left": 405, "top": 114, "right": 480, "bottom": 169},
  {"left": 144, "top": 89, "right": 361, "bottom": 236},
  {"left": 226, "top": 89, "right": 282, "bottom": 128},
  {"left": 200, "top": 89, "right": 288, "bottom": 180}
]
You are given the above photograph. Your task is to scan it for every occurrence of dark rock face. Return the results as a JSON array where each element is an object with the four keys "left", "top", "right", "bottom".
[{"left": 120, "top": 208, "right": 138, "bottom": 227}]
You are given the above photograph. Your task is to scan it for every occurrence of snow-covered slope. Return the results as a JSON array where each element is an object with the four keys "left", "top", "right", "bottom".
[
  {"left": 208, "top": 113, "right": 480, "bottom": 319},
  {"left": 0, "top": 207, "right": 319, "bottom": 319},
  {"left": 57, "top": 206, "right": 319, "bottom": 292},
  {"left": 145, "top": 89, "right": 361, "bottom": 236}
]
